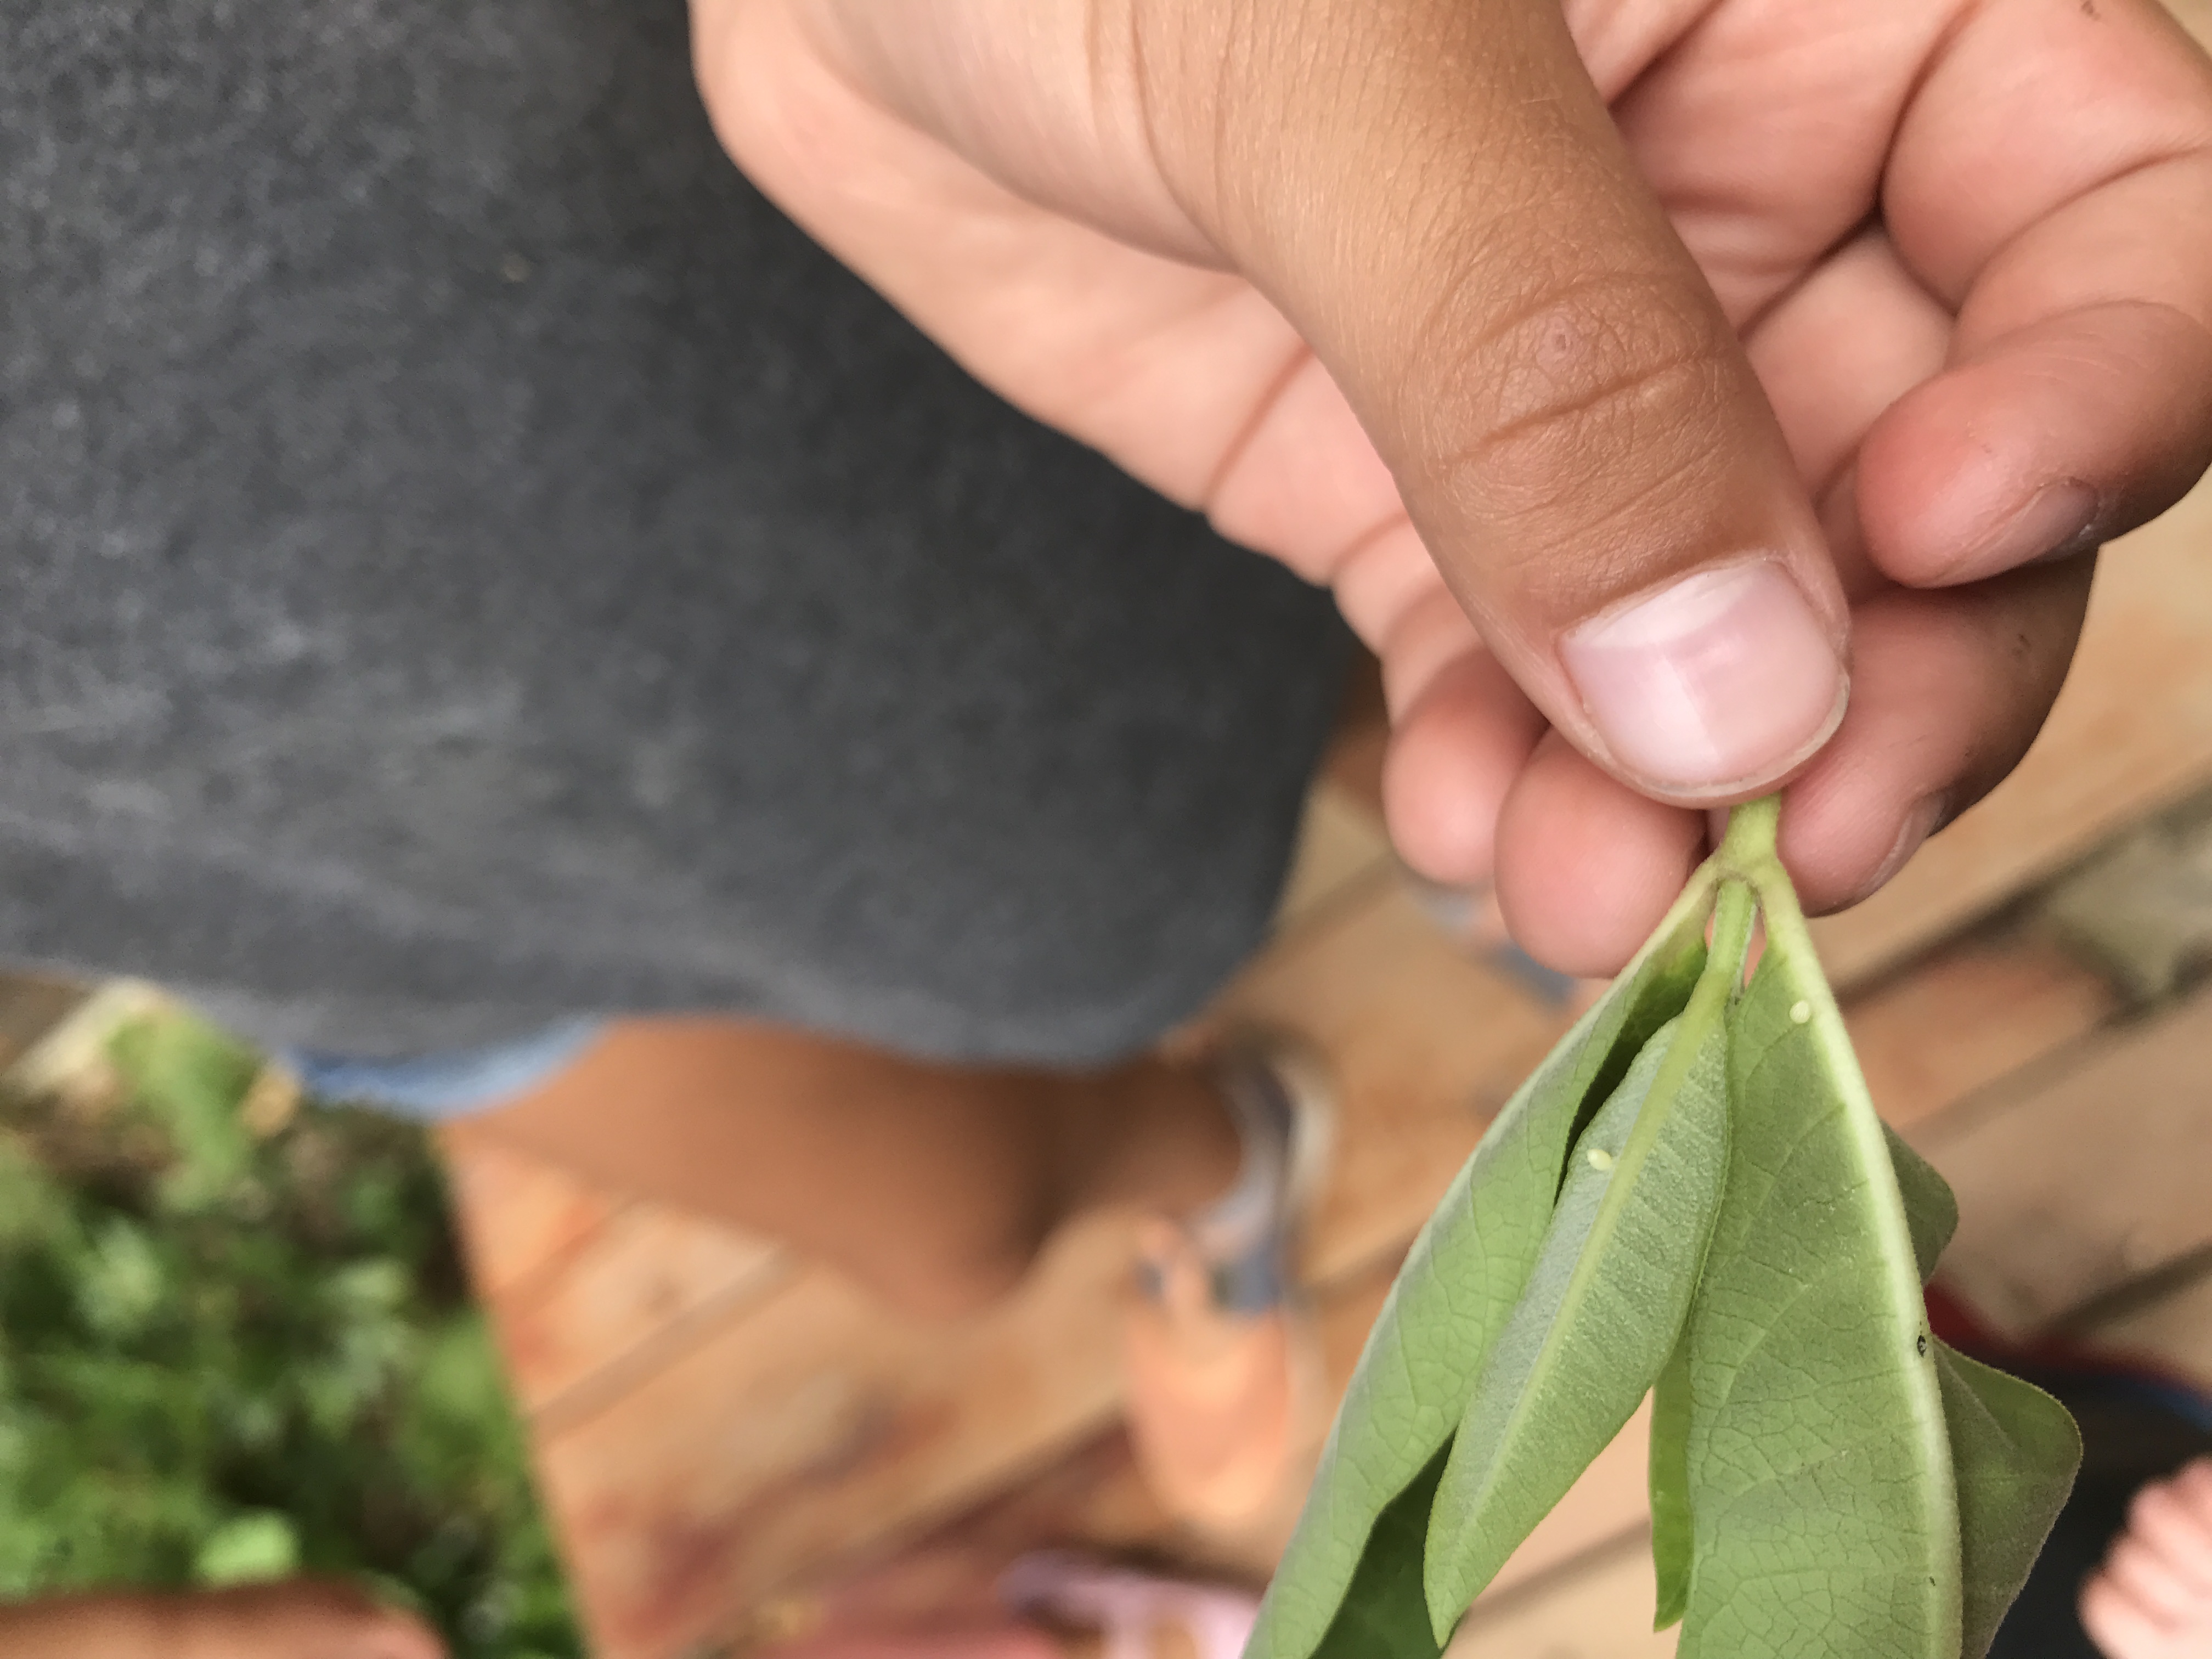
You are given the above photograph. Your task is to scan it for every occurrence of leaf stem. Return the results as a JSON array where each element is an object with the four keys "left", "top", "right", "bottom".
[
  {"left": 1707, "top": 876, "right": 1757, "bottom": 993},
  {"left": 1715, "top": 794, "right": 1782, "bottom": 876},
  {"left": 1603, "top": 869, "right": 1753, "bottom": 1206}
]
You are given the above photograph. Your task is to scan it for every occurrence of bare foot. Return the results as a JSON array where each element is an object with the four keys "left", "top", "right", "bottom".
[
  {"left": 1121, "top": 1039, "right": 1332, "bottom": 1535},
  {"left": 2080, "top": 1458, "right": 2212, "bottom": 1659},
  {"left": 0, "top": 1582, "right": 444, "bottom": 1659}
]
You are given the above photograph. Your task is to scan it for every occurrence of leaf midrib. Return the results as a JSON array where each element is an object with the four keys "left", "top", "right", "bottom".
[{"left": 1748, "top": 867, "right": 1960, "bottom": 1655}]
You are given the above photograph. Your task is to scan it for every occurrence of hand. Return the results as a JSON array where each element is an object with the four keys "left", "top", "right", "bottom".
[{"left": 690, "top": 0, "right": 2212, "bottom": 972}]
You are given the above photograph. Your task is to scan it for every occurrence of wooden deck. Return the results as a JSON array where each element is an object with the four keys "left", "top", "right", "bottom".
[{"left": 439, "top": 460, "right": 2212, "bottom": 1659}]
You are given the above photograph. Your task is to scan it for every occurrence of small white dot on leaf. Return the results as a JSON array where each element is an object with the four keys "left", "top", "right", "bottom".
[
  {"left": 1789, "top": 1000, "right": 1812, "bottom": 1025},
  {"left": 1586, "top": 1148, "right": 1614, "bottom": 1172}
]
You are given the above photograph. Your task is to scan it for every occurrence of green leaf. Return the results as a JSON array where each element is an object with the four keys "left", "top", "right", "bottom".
[
  {"left": 194, "top": 1510, "right": 301, "bottom": 1586},
  {"left": 1648, "top": 1333, "right": 1695, "bottom": 1630},
  {"left": 1424, "top": 985, "right": 1733, "bottom": 1635},
  {"left": 1673, "top": 882, "right": 1959, "bottom": 1659},
  {"left": 1308, "top": 1444, "right": 1452, "bottom": 1659},
  {"left": 1257, "top": 797, "right": 2077, "bottom": 1659},
  {"left": 1884, "top": 1124, "right": 1959, "bottom": 1284},
  {"left": 0, "top": 1002, "right": 584, "bottom": 1654},
  {"left": 1245, "top": 868, "right": 1716, "bottom": 1659},
  {"left": 75, "top": 1219, "right": 168, "bottom": 1341},
  {"left": 1936, "top": 1343, "right": 2081, "bottom": 1659}
]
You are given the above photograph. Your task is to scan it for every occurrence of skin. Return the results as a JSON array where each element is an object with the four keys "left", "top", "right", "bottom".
[
  {"left": 686, "top": 0, "right": 2212, "bottom": 975},
  {"left": 453, "top": 1019, "right": 1241, "bottom": 1319},
  {"left": 2080, "top": 1457, "right": 2212, "bottom": 1659},
  {"left": 0, "top": 1583, "right": 444, "bottom": 1659},
  {"left": 37, "top": 13, "right": 2212, "bottom": 1633}
]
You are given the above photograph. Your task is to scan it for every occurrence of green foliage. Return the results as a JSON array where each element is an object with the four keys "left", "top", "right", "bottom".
[
  {"left": 1937, "top": 1343, "right": 2083, "bottom": 1659},
  {"left": 1309, "top": 1447, "right": 1449, "bottom": 1659},
  {"left": 194, "top": 1511, "right": 302, "bottom": 1587},
  {"left": 1672, "top": 915, "right": 1956, "bottom": 1658},
  {"left": 0, "top": 1009, "right": 582, "bottom": 1659},
  {"left": 1250, "top": 798, "right": 2082, "bottom": 1659},
  {"left": 1647, "top": 1331, "right": 1696, "bottom": 1629},
  {"left": 1254, "top": 873, "right": 1714, "bottom": 1659},
  {"left": 1425, "top": 1005, "right": 1729, "bottom": 1632}
]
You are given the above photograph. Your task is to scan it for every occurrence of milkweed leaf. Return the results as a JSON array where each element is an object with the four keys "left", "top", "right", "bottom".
[
  {"left": 1672, "top": 888, "right": 1957, "bottom": 1659},
  {"left": 1424, "top": 1002, "right": 1730, "bottom": 1634},
  {"left": 1245, "top": 871, "right": 1713, "bottom": 1659},
  {"left": 1649, "top": 1333, "right": 1696, "bottom": 1631},
  {"left": 1885, "top": 1124, "right": 1959, "bottom": 1285},
  {"left": 1937, "top": 1343, "right": 2081, "bottom": 1659},
  {"left": 1255, "top": 799, "right": 2080, "bottom": 1659},
  {"left": 1307, "top": 1443, "right": 1452, "bottom": 1659}
]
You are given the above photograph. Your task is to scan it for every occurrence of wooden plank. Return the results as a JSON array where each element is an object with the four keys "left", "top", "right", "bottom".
[
  {"left": 1918, "top": 985, "right": 2212, "bottom": 1337},
  {"left": 1812, "top": 473, "right": 2212, "bottom": 986},
  {"left": 492, "top": 1202, "right": 788, "bottom": 1424},
  {"left": 2, "top": 978, "right": 173, "bottom": 1100},
  {"left": 1321, "top": 647, "right": 1389, "bottom": 822},
  {"left": 734, "top": 1240, "right": 1657, "bottom": 1655},
  {"left": 2040, "top": 819, "right": 2212, "bottom": 1002},
  {"left": 436, "top": 1128, "right": 622, "bottom": 1302},
  {"left": 1272, "top": 785, "right": 1392, "bottom": 938},
  {"left": 537, "top": 1215, "right": 1137, "bottom": 1659},
  {"left": 735, "top": 1431, "right": 1185, "bottom": 1656},
  {"left": 531, "top": 880, "right": 1562, "bottom": 1655},
  {"left": 0, "top": 972, "right": 87, "bottom": 1074},
  {"left": 1841, "top": 933, "right": 2117, "bottom": 1132}
]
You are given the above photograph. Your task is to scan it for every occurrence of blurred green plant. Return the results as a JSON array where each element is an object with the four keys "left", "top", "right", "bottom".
[{"left": 0, "top": 1007, "right": 583, "bottom": 1659}]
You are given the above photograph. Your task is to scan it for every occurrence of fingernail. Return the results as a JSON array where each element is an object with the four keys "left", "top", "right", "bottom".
[
  {"left": 1952, "top": 479, "right": 2098, "bottom": 583},
  {"left": 1560, "top": 562, "right": 1846, "bottom": 795}
]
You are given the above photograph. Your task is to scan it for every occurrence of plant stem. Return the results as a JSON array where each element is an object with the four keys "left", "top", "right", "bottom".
[
  {"left": 1708, "top": 876, "right": 1757, "bottom": 991},
  {"left": 1716, "top": 793, "right": 1783, "bottom": 876}
]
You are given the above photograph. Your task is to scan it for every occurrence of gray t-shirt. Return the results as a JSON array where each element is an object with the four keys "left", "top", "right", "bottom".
[{"left": 0, "top": 0, "right": 1347, "bottom": 1062}]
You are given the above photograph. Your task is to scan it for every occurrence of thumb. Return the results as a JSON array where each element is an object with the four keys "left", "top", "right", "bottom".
[{"left": 1149, "top": 0, "right": 1852, "bottom": 803}]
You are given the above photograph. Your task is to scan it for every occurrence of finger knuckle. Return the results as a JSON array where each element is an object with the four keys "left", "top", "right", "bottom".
[{"left": 1408, "top": 271, "right": 1738, "bottom": 544}]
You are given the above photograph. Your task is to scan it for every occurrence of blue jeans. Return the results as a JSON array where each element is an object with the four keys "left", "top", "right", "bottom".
[{"left": 286, "top": 1020, "right": 604, "bottom": 1121}]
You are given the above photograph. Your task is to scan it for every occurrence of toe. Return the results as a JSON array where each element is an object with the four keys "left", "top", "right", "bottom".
[
  {"left": 2128, "top": 1481, "right": 2212, "bottom": 1599},
  {"left": 2102, "top": 1535, "right": 2202, "bottom": 1628},
  {"left": 2081, "top": 1568, "right": 2181, "bottom": 1659},
  {"left": 2172, "top": 1458, "right": 2212, "bottom": 1527}
]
